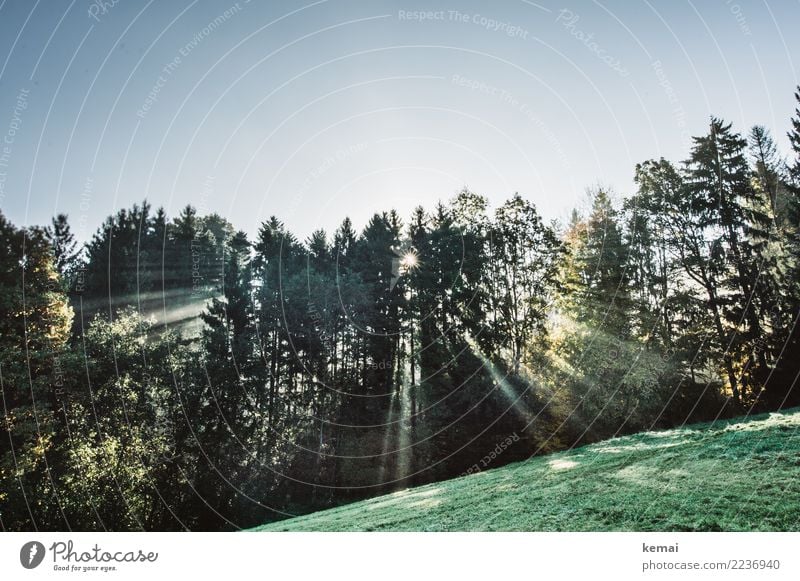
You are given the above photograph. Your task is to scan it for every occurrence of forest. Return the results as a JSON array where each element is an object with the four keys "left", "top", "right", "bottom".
[{"left": 1, "top": 87, "right": 800, "bottom": 532}]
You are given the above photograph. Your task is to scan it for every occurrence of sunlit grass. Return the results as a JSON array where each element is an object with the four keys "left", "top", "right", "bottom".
[
  {"left": 549, "top": 458, "right": 579, "bottom": 471},
  {"left": 252, "top": 407, "right": 800, "bottom": 531}
]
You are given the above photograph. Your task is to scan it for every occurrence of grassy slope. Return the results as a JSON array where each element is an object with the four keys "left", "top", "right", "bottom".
[{"left": 252, "top": 408, "right": 800, "bottom": 532}]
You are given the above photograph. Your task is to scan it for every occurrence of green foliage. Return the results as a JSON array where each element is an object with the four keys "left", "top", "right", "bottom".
[
  {"left": 5, "top": 87, "right": 800, "bottom": 531},
  {"left": 0, "top": 212, "right": 74, "bottom": 530},
  {"left": 561, "top": 188, "right": 631, "bottom": 336},
  {"left": 491, "top": 193, "right": 564, "bottom": 370},
  {"left": 551, "top": 324, "right": 675, "bottom": 438},
  {"left": 45, "top": 213, "right": 82, "bottom": 290},
  {"left": 254, "top": 408, "right": 800, "bottom": 531}
]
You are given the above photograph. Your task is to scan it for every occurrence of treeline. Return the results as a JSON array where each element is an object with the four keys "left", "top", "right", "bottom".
[{"left": 2, "top": 89, "right": 800, "bottom": 531}]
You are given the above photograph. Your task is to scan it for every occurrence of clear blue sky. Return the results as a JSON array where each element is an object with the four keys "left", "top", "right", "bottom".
[{"left": 0, "top": 0, "right": 798, "bottom": 242}]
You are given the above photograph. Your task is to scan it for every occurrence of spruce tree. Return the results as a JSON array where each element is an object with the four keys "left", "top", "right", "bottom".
[{"left": 45, "top": 214, "right": 81, "bottom": 290}]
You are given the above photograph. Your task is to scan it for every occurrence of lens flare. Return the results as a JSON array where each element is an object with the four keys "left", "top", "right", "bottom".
[{"left": 400, "top": 252, "right": 418, "bottom": 270}]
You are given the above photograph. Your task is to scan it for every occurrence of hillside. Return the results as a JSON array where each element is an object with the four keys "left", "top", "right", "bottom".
[{"left": 252, "top": 408, "right": 800, "bottom": 532}]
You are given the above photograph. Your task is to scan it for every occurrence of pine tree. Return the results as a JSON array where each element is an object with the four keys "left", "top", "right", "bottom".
[
  {"left": 196, "top": 230, "right": 264, "bottom": 527},
  {"left": 0, "top": 212, "right": 74, "bottom": 530},
  {"left": 788, "top": 86, "right": 800, "bottom": 188},
  {"left": 83, "top": 202, "right": 151, "bottom": 303},
  {"left": 567, "top": 189, "right": 631, "bottom": 335},
  {"left": 683, "top": 118, "right": 768, "bottom": 403},
  {"left": 493, "top": 193, "right": 563, "bottom": 371},
  {"left": 757, "top": 88, "right": 800, "bottom": 408},
  {"left": 786, "top": 87, "right": 800, "bottom": 226},
  {"left": 632, "top": 159, "right": 698, "bottom": 360},
  {"left": 168, "top": 204, "right": 199, "bottom": 290},
  {"left": 45, "top": 214, "right": 81, "bottom": 289},
  {"left": 749, "top": 126, "right": 786, "bottom": 217}
]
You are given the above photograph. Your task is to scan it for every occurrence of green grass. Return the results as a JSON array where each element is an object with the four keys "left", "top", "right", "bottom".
[{"left": 251, "top": 408, "right": 800, "bottom": 531}]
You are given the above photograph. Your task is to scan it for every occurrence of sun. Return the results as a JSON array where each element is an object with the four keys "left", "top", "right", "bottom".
[{"left": 400, "top": 251, "right": 419, "bottom": 270}]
